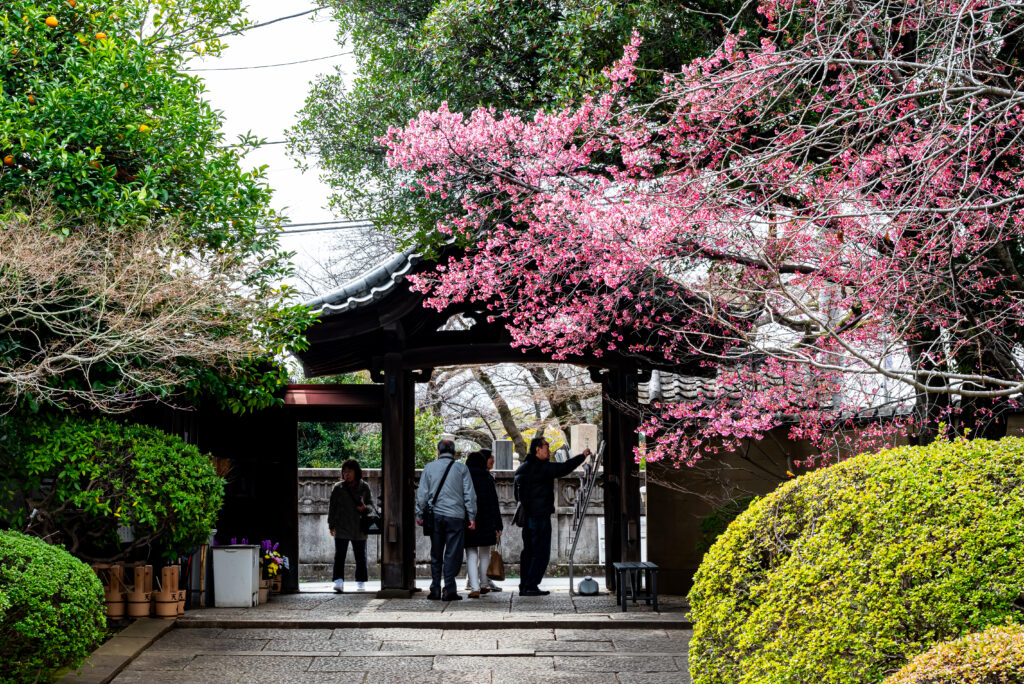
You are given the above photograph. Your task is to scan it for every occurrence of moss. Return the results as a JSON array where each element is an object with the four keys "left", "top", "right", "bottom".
[{"left": 688, "top": 437, "right": 1024, "bottom": 684}]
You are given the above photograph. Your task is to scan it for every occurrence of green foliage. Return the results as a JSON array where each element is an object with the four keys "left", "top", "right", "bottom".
[
  {"left": 883, "top": 624, "right": 1024, "bottom": 684},
  {"left": 290, "top": 0, "right": 759, "bottom": 249},
  {"left": 0, "top": 530, "right": 105, "bottom": 683},
  {"left": 694, "top": 495, "right": 755, "bottom": 554},
  {"left": 688, "top": 437, "right": 1024, "bottom": 684},
  {"left": 0, "top": 0, "right": 314, "bottom": 413},
  {"left": 298, "top": 409, "right": 446, "bottom": 469},
  {"left": 0, "top": 413, "right": 224, "bottom": 562}
]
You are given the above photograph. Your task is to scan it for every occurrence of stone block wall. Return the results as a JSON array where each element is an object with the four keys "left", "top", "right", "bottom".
[{"left": 298, "top": 467, "right": 644, "bottom": 580}]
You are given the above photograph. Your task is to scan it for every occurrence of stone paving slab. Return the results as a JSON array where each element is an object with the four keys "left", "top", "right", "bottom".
[
  {"left": 115, "top": 598, "right": 692, "bottom": 684},
  {"left": 58, "top": 618, "right": 176, "bottom": 684}
]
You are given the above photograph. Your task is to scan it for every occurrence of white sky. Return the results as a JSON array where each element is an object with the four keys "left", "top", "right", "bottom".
[{"left": 188, "top": 1, "right": 357, "bottom": 272}]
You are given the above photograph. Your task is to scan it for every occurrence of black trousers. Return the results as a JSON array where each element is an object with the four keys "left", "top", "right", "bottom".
[
  {"left": 519, "top": 515, "right": 552, "bottom": 591},
  {"left": 333, "top": 538, "right": 368, "bottom": 582}
]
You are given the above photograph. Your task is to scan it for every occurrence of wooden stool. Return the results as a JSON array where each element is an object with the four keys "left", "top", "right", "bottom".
[{"left": 612, "top": 561, "right": 659, "bottom": 612}]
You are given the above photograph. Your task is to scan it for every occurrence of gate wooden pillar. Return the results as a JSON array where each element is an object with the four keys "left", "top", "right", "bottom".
[
  {"left": 602, "top": 367, "right": 643, "bottom": 589},
  {"left": 379, "top": 353, "right": 417, "bottom": 596}
]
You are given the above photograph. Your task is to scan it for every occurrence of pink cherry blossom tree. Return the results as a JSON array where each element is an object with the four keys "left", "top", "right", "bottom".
[{"left": 381, "top": 0, "right": 1024, "bottom": 465}]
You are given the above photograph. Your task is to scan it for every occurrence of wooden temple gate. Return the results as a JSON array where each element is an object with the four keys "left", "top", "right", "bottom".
[{"left": 162, "top": 249, "right": 709, "bottom": 596}]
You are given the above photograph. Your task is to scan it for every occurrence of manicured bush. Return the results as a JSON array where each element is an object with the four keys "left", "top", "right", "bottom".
[
  {"left": 0, "top": 414, "right": 224, "bottom": 562},
  {"left": 689, "top": 437, "right": 1024, "bottom": 684},
  {"left": 695, "top": 495, "right": 755, "bottom": 554},
  {"left": 883, "top": 624, "right": 1024, "bottom": 684},
  {"left": 0, "top": 531, "right": 105, "bottom": 683}
]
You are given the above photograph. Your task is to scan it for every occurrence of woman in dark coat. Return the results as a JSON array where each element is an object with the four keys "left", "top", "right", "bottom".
[
  {"left": 327, "top": 458, "right": 373, "bottom": 593},
  {"left": 464, "top": 450, "right": 503, "bottom": 597}
]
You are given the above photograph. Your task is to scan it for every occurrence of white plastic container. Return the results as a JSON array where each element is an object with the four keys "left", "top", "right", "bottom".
[{"left": 212, "top": 545, "right": 259, "bottom": 607}]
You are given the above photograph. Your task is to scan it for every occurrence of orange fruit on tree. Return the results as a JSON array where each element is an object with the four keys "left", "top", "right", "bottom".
[
  {"left": 45, "top": 16, "right": 58, "bottom": 28},
  {"left": 68, "top": 0, "right": 77, "bottom": 6},
  {"left": 90, "top": 161, "right": 101, "bottom": 169},
  {"left": 138, "top": 124, "right": 151, "bottom": 133},
  {"left": 3, "top": 155, "right": 15, "bottom": 167},
  {"left": 27, "top": 94, "right": 35, "bottom": 104},
  {"left": 95, "top": 32, "right": 107, "bottom": 40}
]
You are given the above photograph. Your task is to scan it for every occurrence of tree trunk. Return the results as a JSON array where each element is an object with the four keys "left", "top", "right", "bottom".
[{"left": 473, "top": 368, "right": 529, "bottom": 455}]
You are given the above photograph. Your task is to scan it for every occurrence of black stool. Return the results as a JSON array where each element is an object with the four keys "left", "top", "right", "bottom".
[{"left": 612, "top": 561, "right": 659, "bottom": 612}]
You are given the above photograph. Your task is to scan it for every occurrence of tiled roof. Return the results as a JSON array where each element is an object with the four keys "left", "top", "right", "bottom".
[
  {"left": 304, "top": 247, "right": 422, "bottom": 316},
  {"left": 640, "top": 369, "right": 911, "bottom": 419}
]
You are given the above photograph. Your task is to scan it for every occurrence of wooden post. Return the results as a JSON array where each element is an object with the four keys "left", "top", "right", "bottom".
[
  {"left": 602, "top": 368, "right": 642, "bottom": 589},
  {"left": 379, "top": 353, "right": 416, "bottom": 596}
]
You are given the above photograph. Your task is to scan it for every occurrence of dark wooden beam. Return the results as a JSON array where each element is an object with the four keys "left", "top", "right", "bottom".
[
  {"left": 602, "top": 368, "right": 643, "bottom": 589},
  {"left": 378, "top": 354, "right": 417, "bottom": 596}
]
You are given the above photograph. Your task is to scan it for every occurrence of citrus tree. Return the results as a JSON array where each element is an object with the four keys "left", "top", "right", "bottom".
[{"left": 0, "top": 0, "right": 314, "bottom": 412}]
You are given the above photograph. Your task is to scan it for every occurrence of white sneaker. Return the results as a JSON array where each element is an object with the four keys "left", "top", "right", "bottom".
[
  {"left": 356, "top": 582, "right": 366, "bottom": 591},
  {"left": 333, "top": 579, "right": 344, "bottom": 593}
]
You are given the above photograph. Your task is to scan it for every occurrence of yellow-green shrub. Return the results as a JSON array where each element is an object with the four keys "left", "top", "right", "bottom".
[
  {"left": 688, "top": 437, "right": 1024, "bottom": 684},
  {"left": 883, "top": 624, "right": 1024, "bottom": 684}
]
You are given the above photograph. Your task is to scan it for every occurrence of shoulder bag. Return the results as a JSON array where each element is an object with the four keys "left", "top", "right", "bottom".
[
  {"left": 346, "top": 485, "right": 381, "bottom": 535},
  {"left": 422, "top": 458, "right": 456, "bottom": 537}
]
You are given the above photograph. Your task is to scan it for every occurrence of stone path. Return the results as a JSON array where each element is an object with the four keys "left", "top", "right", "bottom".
[
  {"left": 111, "top": 625, "right": 691, "bottom": 683},
  {"left": 177, "top": 581, "right": 690, "bottom": 628}
]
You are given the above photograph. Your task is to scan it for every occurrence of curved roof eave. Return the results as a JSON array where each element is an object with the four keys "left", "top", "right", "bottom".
[{"left": 303, "top": 247, "right": 423, "bottom": 316}]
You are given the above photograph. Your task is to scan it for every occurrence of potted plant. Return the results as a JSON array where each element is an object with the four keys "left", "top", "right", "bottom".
[{"left": 259, "top": 540, "right": 288, "bottom": 602}]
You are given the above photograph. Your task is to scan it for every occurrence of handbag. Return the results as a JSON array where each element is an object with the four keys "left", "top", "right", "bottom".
[
  {"left": 511, "top": 501, "right": 526, "bottom": 528},
  {"left": 422, "top": 458, "right": 456, "bottom": 537},
  {"left": 347, "top": 485, "right": 382, "bottom": 535},
  {"left": 361, "top": 508, "right": 382, "bottom": 535},
  {"left": 486, "top": 546, "right": 505, "bottom": 581}
]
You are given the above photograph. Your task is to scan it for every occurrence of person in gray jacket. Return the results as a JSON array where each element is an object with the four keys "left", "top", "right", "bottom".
[{"left": 416, "top": 439, "right": 477, "bottom": 601}]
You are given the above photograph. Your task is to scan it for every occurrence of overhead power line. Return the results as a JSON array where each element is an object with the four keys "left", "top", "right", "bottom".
[
  {"left": 254, "top": 220, "right": 376, "bottom": 235},
  {"left": 185, "top": 52, "right": 350, "bottom": 72},
  {"left": 213, "top": 7, "right": 328, "bottom": 40},
  {"left": 279, "top": 223, "right": 375, "bottom": 235},
  {"left": 279, "top": 220, "right": 372, "bottom": 228}
]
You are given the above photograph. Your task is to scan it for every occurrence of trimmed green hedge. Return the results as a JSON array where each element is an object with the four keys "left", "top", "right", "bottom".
[
  {"left": 0, "top": 531, "right": 105, "bottom": 683},
  {"left": 689, "top": 437, "right": 1024, "bottom": 684},
  {"left": 883, "top": 624, "right": 1024, "bottom": 683},
  {"left": 0, "top": 414, "right": 224, "bottom": 562}
]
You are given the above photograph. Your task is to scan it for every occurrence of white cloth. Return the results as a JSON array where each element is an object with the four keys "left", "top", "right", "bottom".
[{"left": 465, "top": 545, "right": 491, "bottom": 592}]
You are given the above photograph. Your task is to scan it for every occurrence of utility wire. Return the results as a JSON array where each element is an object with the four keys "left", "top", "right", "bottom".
[
  {"left": 278, "top": 223, "right": 375, "bottom": 235},
  {"left": 185, "top": 51, "right": 350, "bottom": 72},
  {"left": 212, "top": 7, "right": 328, "bottom": 40},
  {"left": 278, "top": 220, "right": 373, "bottom": 228}
]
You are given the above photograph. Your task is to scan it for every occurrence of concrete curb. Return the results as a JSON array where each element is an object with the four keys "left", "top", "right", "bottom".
[{"left": 57, "top": 618, "right": 176, "bottom": 684}]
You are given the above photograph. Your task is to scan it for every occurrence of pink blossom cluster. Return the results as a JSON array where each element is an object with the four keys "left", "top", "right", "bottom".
[{"left": 381, "top": 0, "right": 1024, "bottom": 466}]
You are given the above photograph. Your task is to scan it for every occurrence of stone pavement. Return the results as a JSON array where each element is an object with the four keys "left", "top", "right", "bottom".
[
  {"left": 111, "top": 582, "right": 692, "bottom": 683},
  {"left": 113, "top": 625, "right": 690, "bottom": 683},
  {"left": 176, "top": 578, "right": 690, "bottom": 628}
]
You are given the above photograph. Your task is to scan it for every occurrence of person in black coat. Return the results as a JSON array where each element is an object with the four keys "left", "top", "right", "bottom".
[
  {"left": 464, "top": 450, "right": 503, "bottom": 598},
  {"left": 515, "top": 437, "right": 591, "bottom": 596}
]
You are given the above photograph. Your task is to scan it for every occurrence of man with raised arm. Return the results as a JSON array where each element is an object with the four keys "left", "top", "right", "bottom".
[{"left": 514, "top": 437, "right": 591, "bottom": 596}]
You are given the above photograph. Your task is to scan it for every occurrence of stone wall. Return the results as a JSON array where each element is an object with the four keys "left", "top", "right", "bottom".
[{"left": 298, "top": 467, "right": 645, "bottom": 580}]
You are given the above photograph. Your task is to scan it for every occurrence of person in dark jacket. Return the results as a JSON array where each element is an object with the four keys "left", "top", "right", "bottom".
[
  {"left": 514, "top": 437, "right": 591, "bottom": 596},
  {"left": 464, "top": 450, "right": 503, "bottom": 598},
  {"left": 327, "top": 459, "right": 374, "bottom": 593}
]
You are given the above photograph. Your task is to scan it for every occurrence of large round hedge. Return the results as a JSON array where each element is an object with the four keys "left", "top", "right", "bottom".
[
  {"left": 0, "top": 531, "right": 105, "bottom": 682},
  {"left": 883, "top": 624, "right": 1024, "bottom": 684},
  {"left": 0, "top": 414, "right": 224, "bottom": 562},
  {"left": 689, "top": 437, "right": 1024, "bottom": 684}
]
